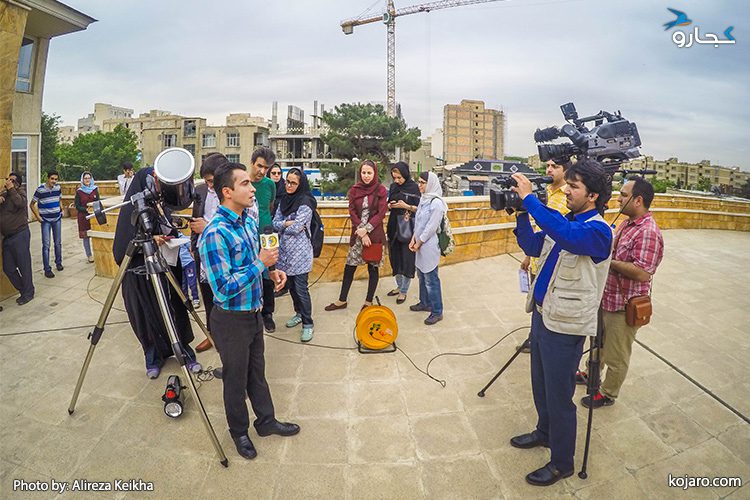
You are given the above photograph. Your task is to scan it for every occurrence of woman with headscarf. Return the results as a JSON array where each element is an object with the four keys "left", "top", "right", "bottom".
[
  {"left": 386, "top": 161, "right": 420, "bottom": 305},
  {"left": 75, "top": 171, "right": 100, "bottom": 263},
  {"left": 113, "top": 167, "right": 201, "bottom": 379},
  {"left": 267, "top": 163, "right": 286, "bottom": 215},
  {"left": 325, "top": 159, "right": 388, "bottom": 311},
  {"left": 272, "top": 168, "right": 316, "bottom": 342},
  {"left": 409, "top": 171, "right": 447, "bottom": 325}
]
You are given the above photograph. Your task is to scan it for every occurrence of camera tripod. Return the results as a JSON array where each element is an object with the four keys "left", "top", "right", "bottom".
[
  {"left": 476, "top": 315, "right": 604, "bottom": 480},
  {"left": 67, "top": 203, "right": 228, "bottom": 467}
]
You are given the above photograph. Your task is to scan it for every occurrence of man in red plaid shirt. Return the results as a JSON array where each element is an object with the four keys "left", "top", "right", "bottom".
[{"left": 581, "top": 176, "right": 664, "bottom": 408}]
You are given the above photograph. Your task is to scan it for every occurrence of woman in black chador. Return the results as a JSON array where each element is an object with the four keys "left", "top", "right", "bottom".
[
  {"left": 386, "top": 162, "right": 420, "bottom": 305},
  {"left": 113, "top": 168, "right": 201, "bottom": 379}
]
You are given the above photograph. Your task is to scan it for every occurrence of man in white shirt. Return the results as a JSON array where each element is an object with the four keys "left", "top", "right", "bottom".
[{"left": 117, "top": 162, "right": 134, "bottom": 195}]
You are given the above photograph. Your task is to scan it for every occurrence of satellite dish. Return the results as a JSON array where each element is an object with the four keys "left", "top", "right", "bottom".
[{"left": 154, "top": 147, "right": 195, "bottom": 210}]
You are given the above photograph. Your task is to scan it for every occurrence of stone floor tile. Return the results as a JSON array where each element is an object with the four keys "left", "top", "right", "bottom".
[
  {"left": 349, "top": 381, "right": 406, "bottom": 417},
  {"left": 596, "top": 417, "right": 676, "bottom": 470},
  {"left": 410, "top": 413, "right": 481, "bottom": 459},
  {"left": 402, "top": 378, "right": 465, "bottom": 415},
  {"left": 641, "top": 404, "right": 712, "bottom": 452},
  {"left": 421, "top": 455, "right": 504, "bottom": 499},
  {"left": 281, "top": 417, "right": 348, "bottom": 464},
  {"left": 272, "top": 464, "right": 346, "bottom": 500},
  {"left": 347, "top": 463, "right": 425, "bottom": 499},
  {"left": 348, "top": 415, "right": 416, "bottom": 464},
  {"left": 293, "top": 382, "right": 349, "bottom": 418}
]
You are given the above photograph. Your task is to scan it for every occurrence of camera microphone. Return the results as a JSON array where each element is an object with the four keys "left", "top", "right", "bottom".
[{"left": 260, "top": 225, "right": 279, "bottom": 272}]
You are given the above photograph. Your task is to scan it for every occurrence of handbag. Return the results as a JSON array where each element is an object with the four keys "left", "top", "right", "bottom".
[
  {"left": 396, "top": 212, "right": 414, "bottom": 243},
  {"left": 362, "top": 242, "right": 383, "bottom": 263},
  {"left": 625, "top": 295, "right": 652, "bottom": 327}
]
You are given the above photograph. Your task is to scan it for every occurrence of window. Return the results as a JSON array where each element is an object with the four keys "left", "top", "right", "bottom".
[
  {"left": 226, "top": 154, "right": 240, "bottom": 163},
  {"left": 183, "top": 120, "right": 196, "bottom": 138},
  {"left": 11, "top": 136, "right": 28, "bottom": 182},
  {"left": 184, "top": 144, "right": 195, "bottom": 156},
  {"left": 16, "top": 37, "right": 34, "bottom": 92},
  {"left": 226, "top": 133, "right": 240, "bottom": 147},
  {"left": 164, "top": 134, "right": 177, "bottom": 147},
  {"left": 202, "top": 133, "right": 216, "bottom": 148}
]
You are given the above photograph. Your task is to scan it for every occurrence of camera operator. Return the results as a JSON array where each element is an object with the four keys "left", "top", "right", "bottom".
[
  {"left": 509, "top": 159, "right": 613, "bottom": 486},
  {"left": 580, "top": 176, "right": 664, "bottom": 408},
  {"left": 199, "top": 162, "right": 299, "bottom": 460},
  {"left": 518, "top": 160, "right": 570, "bottom": 353}
]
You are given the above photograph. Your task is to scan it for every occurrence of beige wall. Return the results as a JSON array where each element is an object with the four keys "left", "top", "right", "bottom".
[{"left": 443, "top": 99, "right": 505, "bottom": 165}]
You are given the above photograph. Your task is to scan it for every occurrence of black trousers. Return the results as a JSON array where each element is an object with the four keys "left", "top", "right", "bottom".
[
  {"left": 261, "top": 278, "right": 275, "bottom": 319},
  {"left": 339, "top": 264, "right": 379, "bottom": 303},
  {"left": 199, "top": 281, "right": 214, "bottom": 331},
  {"left": 210, "top": 307, "right": 275, "bottom": 438},
  {"left": 2, "top": 227, "right": 34, "bottom": 299}
]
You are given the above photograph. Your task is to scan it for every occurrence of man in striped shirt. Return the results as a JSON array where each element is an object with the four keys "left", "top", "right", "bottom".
[
  {"left": 30, "top": 170, "right": 63, "bottom": 278},
  {"left": 582, "top": 176, "right": 664, "bottom": 409},
  {"left": 199, "top": 162, "right": 299, "bottom": 460}
]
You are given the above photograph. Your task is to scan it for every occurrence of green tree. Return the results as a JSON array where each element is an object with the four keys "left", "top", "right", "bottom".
[
  {"left": 696, "top": 177, "right": 712, "bottom": 192},
  {"left": 650, "top": 178, "right": 675, "bottom": 194},
  {"left": 56, "top": 125, "right": 140, "bottom": 181},
  {"left": 320, "top": 103, "right": 421, "bottom": 194},
  {"left": 41, "top": 112, "right": 61, "bottom": 172}
]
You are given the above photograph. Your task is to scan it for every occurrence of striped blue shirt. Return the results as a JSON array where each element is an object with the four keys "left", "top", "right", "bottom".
[
  {"left": 32, "top": 184, "right": 62, "bottom": 222},
  {"left": 198, "top": 205, "right": 266, "bottom": 311}
]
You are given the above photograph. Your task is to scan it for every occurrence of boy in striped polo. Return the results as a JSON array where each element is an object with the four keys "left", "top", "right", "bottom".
[{"left": 30, "top": 170, "right": 63, "bottom": 278}]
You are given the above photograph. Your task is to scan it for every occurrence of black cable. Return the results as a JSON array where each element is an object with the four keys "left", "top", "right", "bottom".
[
  {"left": 0, "top": 320, "right": 130, "bottom": 337},
  {"left": 634, "top": 339, "right": 750, "bottom": 425},
  {"left": 308, "top": 218, "right": 351, "bottom": 289},
  {"left": 86, "top": 274, "right": 127, "bottom": 313},
  {"left": 265, "top": 332, "right": 357, "bottom": 351}
]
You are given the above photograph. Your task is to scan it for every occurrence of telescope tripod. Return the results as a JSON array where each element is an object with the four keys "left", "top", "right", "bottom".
[{"left": 68, "top": 231, "right": 228, "bottom": 467}]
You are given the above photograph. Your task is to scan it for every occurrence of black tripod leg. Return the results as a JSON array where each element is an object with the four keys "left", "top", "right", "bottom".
[
  {"left": 579, "top": 313, "right": 604, "bottom": 479},
  {"left": 147, "top": 256, "right": 228, "bottom": 467},
  {"left": 478, "top": 336, "right": 530, "bottom": 397},
  {"left": 68, "top": 243, "right": 135, "bottom": 415},
  {"left": 164, "top": 267, "right": 215, "bottom": 348}
]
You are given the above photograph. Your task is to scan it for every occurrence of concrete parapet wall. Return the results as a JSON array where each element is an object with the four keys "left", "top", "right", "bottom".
[{"left": 89, "top": 193, "right": 750, "bottom": 280}]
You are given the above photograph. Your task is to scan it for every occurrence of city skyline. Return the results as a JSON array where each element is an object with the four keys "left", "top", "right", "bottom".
[{"left": 42, "top": 0, "right": 748, "bottom": 169}]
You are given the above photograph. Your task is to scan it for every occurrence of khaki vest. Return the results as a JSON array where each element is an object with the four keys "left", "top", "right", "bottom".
[{"left": 525, "top": 213, "right": 612, "bottom": 336}]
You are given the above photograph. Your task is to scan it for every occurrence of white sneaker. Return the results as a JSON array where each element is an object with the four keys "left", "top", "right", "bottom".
[{"left": 87, "top": 255, "right": 95, "bottom": 263}]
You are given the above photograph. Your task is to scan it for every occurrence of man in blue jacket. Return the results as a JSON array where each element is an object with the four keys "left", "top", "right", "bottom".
[{"left": 509, "top": 159, "right": 613, "bottom": 486}]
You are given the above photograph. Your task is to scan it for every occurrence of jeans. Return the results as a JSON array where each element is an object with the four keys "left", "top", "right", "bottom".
[
  {"left": 41, "top": 218, "right": 62, "bottom": 272},
  {"left": 288, "top": 273, "right": 313, "bottom": 327},
  {"left": 394, "top": 274, "right": 412, "bottom": 294},
  {"left": 529, "top": 307, "right": 585, "bottom": 473},
  {"left": 417, "top": 266, "right": 443, "bottom": 315},
  {"left": 82, "top": 236, "right": 92, "bottom": 258},
  {"left": 181, "top": 261, "right": 199, "bottom": 301}
]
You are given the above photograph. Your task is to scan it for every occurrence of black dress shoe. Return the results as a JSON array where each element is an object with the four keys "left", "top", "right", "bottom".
[
  {"left": 16, "top": 295, "right": 33, "bottom": 305},
  {"left": 263, "top": 316, "right": 276, "bottom": 333},
  {"left": 232, "top": 434, "right": 257, "bottom": 459},
  {"left": 56, "top": 264, "right": 64, "bottom": 271},
  {"left": 525, "top": 463, "right": 573, "bottom": 486},
  {"left": 510, "top": 431, "right": 549, "bottom": 449},
  {"left": 255, "top": 420, "right": 300, "bottom": 437}
]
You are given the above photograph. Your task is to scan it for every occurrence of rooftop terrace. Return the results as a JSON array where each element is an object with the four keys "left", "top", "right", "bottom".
[{"left": 1, "top": 220, "right": 748, "bottom": 499}]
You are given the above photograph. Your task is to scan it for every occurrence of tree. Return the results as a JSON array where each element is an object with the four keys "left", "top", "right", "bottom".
[
  {"left": 650, "top": 178, "right": 675, "bottom": 194},
  {"left": 320, "top": 103, "right": 421, "bottom": 194},
  {"left": 41, "top": 112, "right": 61, "bottom": 172},
  {"left": 56, "top": 125, "right": 140, "bottom": 181},
  {"left": 696, "top": 177, "right": 712, "bottom": 192}
]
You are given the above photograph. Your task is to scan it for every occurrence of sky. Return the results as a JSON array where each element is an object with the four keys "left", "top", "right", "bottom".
[{"left": 44, "top": 0, "right": 749, "bottom": 169}]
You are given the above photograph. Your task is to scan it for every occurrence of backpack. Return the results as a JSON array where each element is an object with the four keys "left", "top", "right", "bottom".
[
  {"left": 305, "top": 209, "right": 325, "bottom": 258},
  {"left": 431, "top": 199, "right": 455, "bottom": 256}
]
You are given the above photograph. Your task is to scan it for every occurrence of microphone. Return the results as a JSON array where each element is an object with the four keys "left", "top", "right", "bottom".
[{"left": 260, "top": 225, "right": 279, "bottom": 271}]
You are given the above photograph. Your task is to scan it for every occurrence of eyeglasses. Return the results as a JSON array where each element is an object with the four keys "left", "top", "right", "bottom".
[
  {"left": 418, "top": 179, "right": 427, "bottom": 184},
  {"left": 286, "top": 180, "right": 299, "bottom": 187},
  {"left": 270, "top": 171, "right": 282, "bottom": 176}
]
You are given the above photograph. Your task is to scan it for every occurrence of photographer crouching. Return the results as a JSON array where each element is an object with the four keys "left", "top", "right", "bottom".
[{"left": 509, "top": 159, "right": 613, "bottom": 486}]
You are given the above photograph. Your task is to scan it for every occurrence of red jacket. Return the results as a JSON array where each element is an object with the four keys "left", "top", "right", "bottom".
[{"left": 348, "top": 185, "right": 388, "bottom": 246}]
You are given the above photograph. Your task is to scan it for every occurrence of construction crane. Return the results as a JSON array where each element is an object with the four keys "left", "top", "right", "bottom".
[{"left": 341, "top": 0, "right": 504, "bottom": 117}]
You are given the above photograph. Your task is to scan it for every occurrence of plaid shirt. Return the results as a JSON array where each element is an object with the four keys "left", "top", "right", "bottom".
[
  {"left": 198, "top": 205, "right": 265, "bottom": 311},
  {"left": 601, "top": 212, "right": 664, "bottom": 312}
]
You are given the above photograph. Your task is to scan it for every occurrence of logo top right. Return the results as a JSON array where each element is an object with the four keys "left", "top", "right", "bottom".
[{"left": 664, "top": 8, "right": 736, "bottom": 48}]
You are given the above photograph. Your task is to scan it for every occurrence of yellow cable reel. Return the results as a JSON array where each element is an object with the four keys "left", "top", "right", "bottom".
[{"left": 355, "top": 303, "right": 398, "bottom": 352}]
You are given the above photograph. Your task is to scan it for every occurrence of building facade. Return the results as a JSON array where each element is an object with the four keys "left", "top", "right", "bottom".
[
  {"left": 76, "top": 102, "right": 133, "bottom": 132},
  {"left": 1, "top": 0, "right": 95, "bottom": 299},
  {"left": 627, "top": 156, "right": 749, "bottom": 192},
  {"left": 443, "top": 100, "right": 505, "bottom": 165},
  {"left": 103, "top": 111, "right": 270, "bottom": 167}
]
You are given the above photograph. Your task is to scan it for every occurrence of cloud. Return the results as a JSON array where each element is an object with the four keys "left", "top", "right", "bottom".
[{"left": 44, "top": 0, "right": 748, "bottom": 169}]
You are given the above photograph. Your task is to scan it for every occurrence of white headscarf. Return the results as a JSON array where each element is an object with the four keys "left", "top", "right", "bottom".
[{"left": 419, "top": 171, "right": 447, "bottom": 211}]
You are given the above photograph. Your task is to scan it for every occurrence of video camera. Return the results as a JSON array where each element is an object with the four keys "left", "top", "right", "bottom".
[
  {"left": 535, "top": 102, "right": 641, "bottom": 169},
  {"left": 490, "top": 175, "right": 553, "bottom": 214}
]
